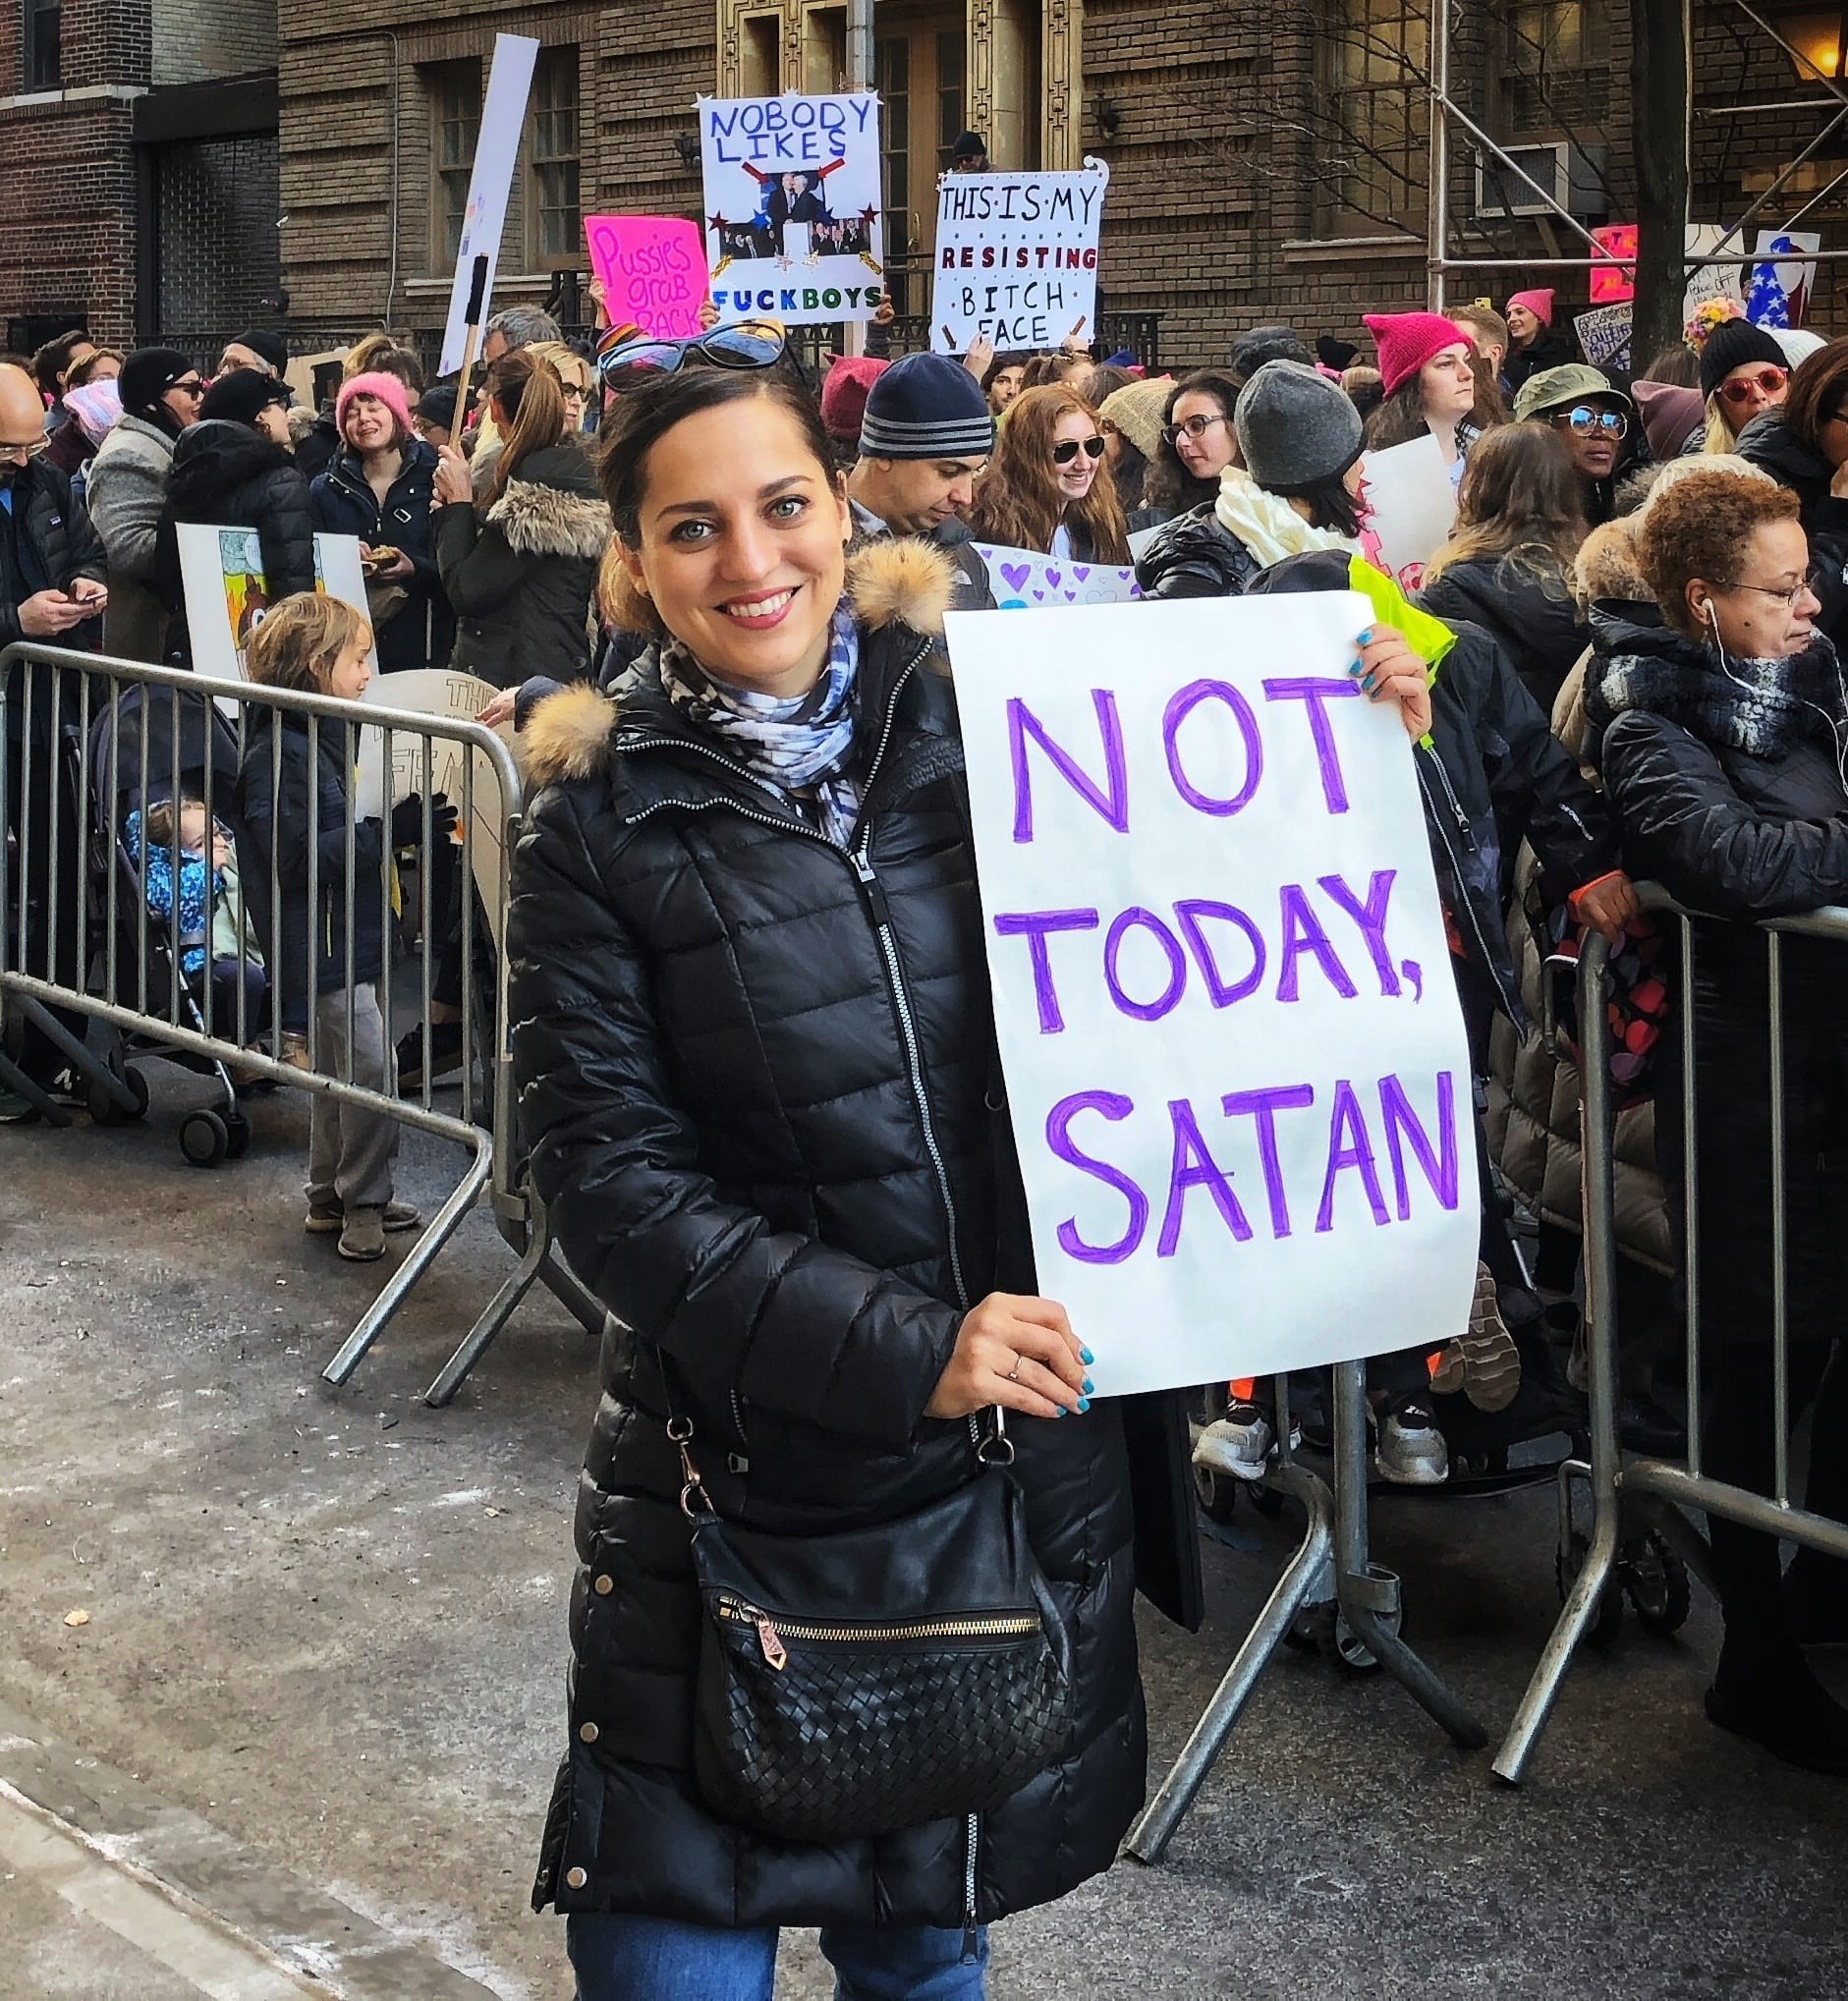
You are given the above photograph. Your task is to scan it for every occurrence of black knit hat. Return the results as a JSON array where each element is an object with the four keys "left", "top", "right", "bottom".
[
  {"left": 417, "top": 385, "right": 458, "bottom": 430},
  {"left": 119, "top": 346, "right": 196, "bottom": 418},
  {"left": 1699, "top": 317, "right": 1787, "bottom": 402},
  {"left": 230, "top": 328, "right": 290, "bottom": 375},
  {"left": 860, "top": 352, "right": 994, "bottom": 460},
  {"left": 198, "top": 367, "right": 292, "bottom": 428},
  {"left": 1228, "top": 323, "right": 1314, "bottom": 384},
  {"left": 951, "top": 131, "right": 987, "bottom": 161}
]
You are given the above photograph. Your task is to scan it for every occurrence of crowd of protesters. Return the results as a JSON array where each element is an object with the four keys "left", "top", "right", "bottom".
[{"left": 5, "top": 258, "right": 1848, "bottom": 1996}]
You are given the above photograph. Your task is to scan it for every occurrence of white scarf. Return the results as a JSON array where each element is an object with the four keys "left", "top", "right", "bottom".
[{"left": 1213, "top": 467, "right": 1359, "bottom": 569}]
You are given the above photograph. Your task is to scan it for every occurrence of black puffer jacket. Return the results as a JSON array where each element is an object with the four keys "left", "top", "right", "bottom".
[
  {"left": 1733, "top": 408, "right": 1848, "bottom": 647},
  {"left": 1584, "top": 605, "right": 1848, "bottom": 1342},
  {"left": 1419, "top": 553, "right": 1589, "bottom": 713},
  {"left": 1250, "top": 549, "right": 1616, "bottom": 1035},
  {"left": 235, "top": 708, "right": 385, "bottom": 1031},
  {"left": 506, "top": 541, "right": 1162, "bottom": 1934},
  {"left": 434, "top": 441, "right": 609, "bottom": 689},
  {"left": 1133, "top": 501, "right": 1260, "bottom": 600},
  {"left": 0, "top": 455, "right": 106, "bottom": 655},
  {"left": 153, "top": 421, "right": 316, "bottom": 667}
]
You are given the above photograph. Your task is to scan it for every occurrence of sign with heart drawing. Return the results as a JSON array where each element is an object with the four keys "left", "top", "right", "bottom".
[{"left": 975, "top": 544, "right": 1143, "bottom": 609}]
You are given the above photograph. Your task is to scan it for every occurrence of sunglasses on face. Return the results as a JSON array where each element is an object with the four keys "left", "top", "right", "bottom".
[
  {"left": 171, "top": 377, "right": 205, "bottom": 399},
  {"left": 1052, "top": 434, "right": 1106, "bottom": 465},
  {"left": 596, "top": 320, "right": 785, "bottom": 387},
  {"left": 1718, "top": 366, "right": 1787, "bottom": 407},
  {"left": 1554, "top": 404, "right": 1629, "bottom": 439},
  {"left": 1161, "top": 412, "right": 1229, "bottom": 447}
]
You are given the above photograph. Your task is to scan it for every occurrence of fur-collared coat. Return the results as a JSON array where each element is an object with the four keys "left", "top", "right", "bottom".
[
  {"left": 433, "top": 441, "right": 610, "bottom": 689},
  {"left": 506, "top": 539, "right": 1162, "bottom": 1935}
]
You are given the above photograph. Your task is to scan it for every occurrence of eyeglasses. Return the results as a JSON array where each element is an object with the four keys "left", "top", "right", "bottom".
[
  {"left": 1552, "top": 404, "right": 1629, "bottom": 439},
  {"left": 1717, "top": 366, "right": 1788, "bottom": 408},
  {"left": 1717, "top": 570, "right": 1822, "bottom": 611},
  {"left": 1052, "top": 435, "right": 1106, "bottom": 465},
  {"left": 596, "top": 320, "right": 786, "bottom": 387},
  {"left": 1160, "top": 412, "right": 1229, "bottom": 447},
  {"left": 0, "top": 436, "right": 49, "bottom": 464}
]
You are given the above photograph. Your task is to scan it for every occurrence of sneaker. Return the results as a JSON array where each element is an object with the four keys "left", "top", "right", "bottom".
[
  {"left": 338, "top": 1208, "right": 387, "bottom": 1262},
  {"left": 397, "top": 1022, "right": 465, "bottom": 1093},
  {"left": 305, "top": 1200, "right": 343, "bottom": 1235},
  {"left": 278, "top": 1032, "right": 311, "bottom": 1073},
  {"left": 1428, "top": 1262, "right": 1522, "bottom": 1414},
  {"left": 1194, "top": 1401, "right": 1300, "bottom": 1482},
  {"left": 1706, "top": 1650, "right": 1848, "bottom": 1776},
  {"left": 381, "top": 1199, "right": 421, "bottom": 1233},
  {"left": 1375, "top": 1399, "right": 1449, "bottom": 1485},
  {"left": 0, "top": 1086, "right": 37, "bottom": 1124}
]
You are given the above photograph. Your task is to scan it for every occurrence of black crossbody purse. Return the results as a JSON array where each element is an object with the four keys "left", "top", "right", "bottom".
[{"left": 667, "top": 1390, "right": 1073, "bottom": 1844}]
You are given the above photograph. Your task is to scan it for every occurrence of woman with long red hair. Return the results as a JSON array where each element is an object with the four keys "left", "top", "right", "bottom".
[{"left": 968, "top": 384, "right": 1130, "bottom": 563}]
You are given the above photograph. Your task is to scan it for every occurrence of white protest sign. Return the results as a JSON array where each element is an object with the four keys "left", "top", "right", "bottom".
[
  {"left": 975, "top": 543, "right": 1142, "bottom": 608},
  {"left": 700, "top": 92, "right": 886, "bottom": 326},
  {"left": 438, "top": 34, "right": 541, "bottom": 376},
  {"left": 1358, "top": 435, "right": 1457, "bottom": 593},
  {"left": 1573, "top": 303, "right": 1633, "bottom": 373},
  {"left": 946, "top": 594, "right": 1480, "bottom": 1397},
  {"left": 1684, "top": 222, "right": 1746, "bottom": 317},
  {"left": 932, "top": 162, "right": 1109, "bottom": 354}
]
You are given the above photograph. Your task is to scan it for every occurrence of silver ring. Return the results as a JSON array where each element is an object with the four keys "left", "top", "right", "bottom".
[{"left": 1005, "top": 1358, "right": 1023, "bottom": 1383}]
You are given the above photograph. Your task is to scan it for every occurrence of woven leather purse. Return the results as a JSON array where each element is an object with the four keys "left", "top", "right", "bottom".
[{"left": 671, "top": 1411, "right": 1074, "bottom": 1844}]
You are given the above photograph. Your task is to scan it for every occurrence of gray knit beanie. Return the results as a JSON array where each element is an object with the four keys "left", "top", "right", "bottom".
[{"left": 1233, "top": 360, "right": 1365, "bottom": 494}]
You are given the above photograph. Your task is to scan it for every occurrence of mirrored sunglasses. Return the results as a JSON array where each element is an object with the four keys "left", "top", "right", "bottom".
[
  {"left": 1718, "top": 365, "right": 1787, "bottom": 407},
  {"left": 596, "top": 320, "right": 786, "bottom": 387},
  {"left": 1555, "top": 404, "right": 1628, "bottom": 438}
]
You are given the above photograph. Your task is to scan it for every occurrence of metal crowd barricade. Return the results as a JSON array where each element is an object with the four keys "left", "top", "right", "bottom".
[
  {"left": 0, "top": 641, "right": 600, "bottom": 1406},
  {"left": 1126, "top": 1358, "right": 1488, "bottom": 1863},
  {"left": 1495, "top": 886, "right": 1848, "bottom": 1782}
]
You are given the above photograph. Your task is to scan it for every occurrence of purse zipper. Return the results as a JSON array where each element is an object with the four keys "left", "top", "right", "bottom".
[{"left": 715, "top": 1595, "right": 1038, "bottom": 1667}]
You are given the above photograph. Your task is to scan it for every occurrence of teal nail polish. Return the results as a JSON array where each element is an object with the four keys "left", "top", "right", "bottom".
[
  {"left": 1080, "top": 1348, "right": 1094, "bottom": 1365},
  {"left": 1358, "top": 626, "right": 1373, "bottom": 642},
  {"left": 1077, "top": 1397, "right": 1092, "bottom": 1414},
  {"left": 1054, "top": 1405, "right": 1068, "bottom": 1417},
  {"left": 1347, "top": 658, "right": 1364, "bottom": 676},
  {"left": 1362, "top": 673, "right": 1377, "bottom": 694},
  {"left": 1082, "top": 1378, "right": 1094, "bottom": 1395}
]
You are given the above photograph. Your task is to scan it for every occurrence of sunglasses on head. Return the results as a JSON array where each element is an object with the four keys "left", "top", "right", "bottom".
[
  {"left": 1554, "top": 404, "right": 1628, "bottom": 438},
  {"left": 1053, "top": 434, "right": 1106, "bottom": 465},
  {"left": 1718, "top": 365, "right": 1787, "bottom": 407},
  {"left": 596, "top": 319, "right": 786, "bottom": 387}
]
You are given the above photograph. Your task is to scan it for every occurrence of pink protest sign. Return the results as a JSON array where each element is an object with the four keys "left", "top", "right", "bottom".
[
  {"left": 585, "top": 215, "right": 708, "bottom": 338},
  {"left": 1590, "top": 225, "right": 1637, "bottom": 305}
]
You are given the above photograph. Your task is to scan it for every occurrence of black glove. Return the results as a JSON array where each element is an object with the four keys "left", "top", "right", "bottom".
[{"left": 392, "top": 791, "right": 460, "bottom": 845}]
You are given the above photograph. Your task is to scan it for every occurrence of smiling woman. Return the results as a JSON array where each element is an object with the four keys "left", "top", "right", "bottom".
[{"left": 505, "top": 365, "right": 1192, "bottom": 2000}]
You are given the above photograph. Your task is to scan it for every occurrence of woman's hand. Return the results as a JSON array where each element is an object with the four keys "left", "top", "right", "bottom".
[
  {"left": 432, "top": 445, "right": 474, "bottom": 507},
  {"left": 367, "top": 545, "right": 415, "bottom": 581},
  {"left": 873, "top": 295, "right": 896, "bottom": 328},
  {"left": 924, "top": 1292, "right": 1092, "bottom": 1421},
  {"left": 1570, "top": 869, "right": 1642, "bottom": 946},
  {"left": 698, "top": 298, "right": 721, "bottom": 333},
  {"left": 1356, "top": 625, "right": 1432, "bottom": 742},
  {"left": 964, "top": 334, "right": 996, "bottom": 383},
  {"left": 476, "top": 687, "right": 520, "bottom": 730}
]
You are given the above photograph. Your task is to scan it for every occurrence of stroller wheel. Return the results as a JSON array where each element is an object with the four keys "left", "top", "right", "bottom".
[
  {"left": 179, "top": 1108, "right": 230, "bottom": 1169},
  {"left": 89, "top": 1067, "right": 149, "bottom": 1128},
  {"left": 1622, "top": 1531, "right": 1692, "bottom": 1637},
  {"left": 223, "top": 1109, "right": 252, "bottom": 1161}
]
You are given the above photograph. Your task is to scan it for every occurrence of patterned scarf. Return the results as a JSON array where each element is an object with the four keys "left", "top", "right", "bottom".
[
  {"left": 1587, "top": 629, "right": 1848, "bottom": 763},
  {"left": 658, "top": 603, "right": 865, "bottom": 847}
]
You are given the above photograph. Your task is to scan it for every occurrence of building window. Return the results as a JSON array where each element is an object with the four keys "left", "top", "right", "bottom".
[
  {"left": 531, "top": 46, "right": 582, "bottom": 263},
  {"left": 429, "top": 60, "right": 482, "bottom": 266},
  {"left": 935, "top": 29, "right": 965, "bottom": 175},
  {"left": 1324, "top": 0, "right": 1428, "bottom": 233},
  {"left": 1502, "top": 1, "right": 1607, "bottom": 134},
  {"left": 23, "top": 0, "right": 61, "bottom": 91}
]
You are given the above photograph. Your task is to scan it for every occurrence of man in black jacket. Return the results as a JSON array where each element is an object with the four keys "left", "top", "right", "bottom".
[{"left": 0, "top": 362, "right": 107, "bottom": 1113}]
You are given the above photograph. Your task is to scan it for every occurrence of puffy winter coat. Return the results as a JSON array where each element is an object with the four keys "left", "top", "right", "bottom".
[
  {"left": 85, "top": 414, "right": 178, "bottom": 662},
  {"left": 1584, "top": 605, "right": 1848, "bottom": 1344},
  {"left": 1249, "top": 549, "right": 1617, "bottom": 1037},
  {"left": 1133, "top": 501, "right": 1260, "bottom": 600},
  {"left": 506, "top": 540, "right": 1171, "bottom": 1935},
  {"left": 152, "top": 422, "right": 316, "bottom": 667},
  {"left": 235, "top": 707, "right": 384, "bottom": 1030},
  {"left": 434, "top": 442, "right": 609, "bottom": 689},
  {"left": 1419, "top": 553, "right": 1589, "bottom": 714},
  {"left": 309, "top": 438, "right": 453, "bottom": 672},
  {"left": 1732, "top": 408, "right": 1848, "bottom": 649},
  {"left": 0, "top": 454, "right": 106, "bottom": 655}
]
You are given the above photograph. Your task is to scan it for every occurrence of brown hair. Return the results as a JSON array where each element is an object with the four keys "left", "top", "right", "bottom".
[
  {"left": 1425, "top": 423, "right": 1586, "bottom": 586},
  {"left": 1020, "top": 352, "right": 1090, "bottom": 392},
  {"left": 969, "top": 384, "right": 1130, "bottom": 563},
  {"left": 482, "top": 349, "right": 567, "bottom": 505},
  {"left": 1145, "top": 368, "right": 1242, "bottom": 515},
  {"left": 342, "top": 332, "right": 398, "bottom": 379},
  {"left": 1778, "top": 335, "right": 1848, "bottom": 456},
  {"left": 1634, "top": 470, "right": 1802, "bottom": 636},
  {"left": 245, "top": 592, "right": 374, "bottom": 694},
  {"left": 142, "top": 796, "right": 206, "bottom": 851},
  {"left": 66, "top": 347, "right": 123, "bottom": 388},
  {"left": 1451, "top": 304, "right": 1510, "bottom": 355}
]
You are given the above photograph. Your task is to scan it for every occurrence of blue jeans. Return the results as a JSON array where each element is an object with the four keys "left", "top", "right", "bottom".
[{"left": 565, "top": 1912, "right": 988, "bottom": 2001}]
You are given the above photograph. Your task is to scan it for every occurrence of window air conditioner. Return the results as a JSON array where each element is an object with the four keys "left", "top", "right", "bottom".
[{"left": 1475, "top": 141, "right": 1607, "bottom": 220}]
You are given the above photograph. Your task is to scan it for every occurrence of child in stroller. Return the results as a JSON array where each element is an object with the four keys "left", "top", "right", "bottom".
[{"left": 125, "top": 796, "right": 267, "bottom": 1041}]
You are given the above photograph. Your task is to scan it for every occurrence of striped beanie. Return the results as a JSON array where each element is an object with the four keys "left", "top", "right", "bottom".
[{"left": 859, "top": 352, "right": 994, "bottom": 460}]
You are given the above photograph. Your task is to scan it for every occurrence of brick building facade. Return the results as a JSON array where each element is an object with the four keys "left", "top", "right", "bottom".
[{"left": 0, "top": 0, "right": 280, "bottom": 360}]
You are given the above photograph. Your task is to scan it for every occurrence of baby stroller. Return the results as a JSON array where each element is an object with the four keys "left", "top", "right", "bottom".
[{"left": 84, "top": 682, "right": 269, "bottom": 1166}]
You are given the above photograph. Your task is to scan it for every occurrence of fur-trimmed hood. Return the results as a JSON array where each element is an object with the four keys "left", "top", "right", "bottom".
[
  {"left": 485, "top": 443, "right": 612, "bottom": 561},
  {"left": 524, "top": 536, "right": 959, "bottom": 789}
]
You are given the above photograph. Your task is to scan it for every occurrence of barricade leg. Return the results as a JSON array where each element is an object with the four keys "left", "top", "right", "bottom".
[
  {"left": 9, "top": 993, "right": 138, "bottom": 1116},
  {"left": 1125, "top": 1456, "right": 1335, "bottom": 1863},
  {"left": 0, "top": 1034, "right": 71, "bottom": 1125}
]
